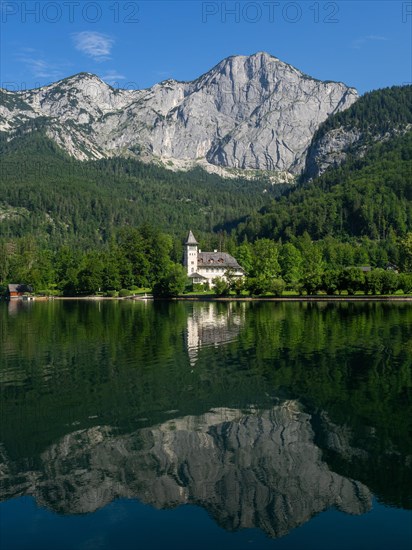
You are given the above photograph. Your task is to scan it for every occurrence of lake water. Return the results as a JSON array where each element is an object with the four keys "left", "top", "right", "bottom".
[{"left": 0, "top": 300, "right": 411, "bottom": 549}]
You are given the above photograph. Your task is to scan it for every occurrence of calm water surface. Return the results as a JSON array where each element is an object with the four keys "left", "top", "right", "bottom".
[{"left": 0, "top": 300, "right": 411, "bottom": 549}]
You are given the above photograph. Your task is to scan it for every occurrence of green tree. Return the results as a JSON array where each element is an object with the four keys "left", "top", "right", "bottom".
[
  {"left": 279, "top": 243, "right": 303, "bottom": 287},
  {"left": 101, "top": 260, "right": 121, "bottom": 291},
  {"left": 381, "top": 270, "right": 398, "bottom": 294},
  {"left": 235, "top": 241, "right": 254, "bottom": 274},
  {"left": 398, "top": 273, "right": 412, "bottom": 293},
  {"left": 232, "top": 277, "right": 244, "bottom": 296},
  {"left": 54, "top": 246, "right": 84, "bottom": 295},
  {"left": 245, "top": 275, "right": 271, "bottom": 296},
  {"left": 252, "top": 239, "right": 281, "bottom": 279},
  {"left": 77, "top": 254, "right": 103, "bottom": 294},
  {"left": 213, "top": 277, "right": 231, "bottom": 297},
  {"left": 271, "top": 278, "right": 286, "bottom": 297},
  {"left": 117, "top": 227, "right": 151, "bottom": 287},
  {"left": 338, "top": 268, "right": 365, "bottom": 295},
  {"left": 241, "top": 238, "right": 282, "bottom": 296},
  {"left": 322, "top": 269, "right": 340, "bottom": 295},
  {"left": 0, "top": 240, "right": 10, "bottom": 284},
  {"left": 152, "top": 264, "right": 188, "bottom": 297},
  {"left": 399, "top": 233, "right": 412, "bottom": 272},
  {"left": 364, "top": 269, "right": 384, "bottom": 295},
  {"left": 300, "top": 237, "right": 324, "bottom": 295}
]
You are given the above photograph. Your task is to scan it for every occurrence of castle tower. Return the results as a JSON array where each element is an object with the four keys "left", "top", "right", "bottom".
[{"left": 184, "top": 230, "right": 198, "bottom": 275}]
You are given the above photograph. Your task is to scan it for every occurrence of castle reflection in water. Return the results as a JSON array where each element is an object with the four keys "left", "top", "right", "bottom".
[{"left": 185, "top": 302, "right": 245, "bottom": 366}]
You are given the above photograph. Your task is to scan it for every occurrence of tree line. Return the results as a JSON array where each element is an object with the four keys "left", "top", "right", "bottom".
[
  {"left": 2, "top": 229, "right": 412, "bottom": 297},
  {"left": 212, "top": 233, "right": 412, "bottom": 296}
]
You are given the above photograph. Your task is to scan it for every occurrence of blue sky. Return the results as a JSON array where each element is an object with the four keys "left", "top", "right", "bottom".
[{"left": 1, "top": 1, "right": 411, "bottom": 94}]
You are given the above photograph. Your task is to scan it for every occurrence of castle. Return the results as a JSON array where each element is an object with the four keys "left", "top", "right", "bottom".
[{"left": 183, "top": 230, "right": 245, "bottom": 287}]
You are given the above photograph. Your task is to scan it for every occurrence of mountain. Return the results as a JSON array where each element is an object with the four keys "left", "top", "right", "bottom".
[
  {"left": 229, "top": 85, "right": 412, "bottom": 242},
  {"left": 304, "top": 85, "right": 412, "bottom": 179},
  {"left": 0, "top": 52, "right": 358, "bottom": 177}
]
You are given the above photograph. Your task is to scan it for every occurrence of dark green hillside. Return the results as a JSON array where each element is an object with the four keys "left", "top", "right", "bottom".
[
  {"left": 0, "top": 129, "right": 284, "bottom": 249},
  {"left": 234, "top": 130, "right": 412, "bottom": 242},
  {"left": 312, "top": 85, "right": 412, "bottom": 140}
]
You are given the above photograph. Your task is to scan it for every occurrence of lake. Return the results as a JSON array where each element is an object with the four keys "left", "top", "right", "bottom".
[{"left": 0, "top": 300, "right": 411, "bottom": 549}]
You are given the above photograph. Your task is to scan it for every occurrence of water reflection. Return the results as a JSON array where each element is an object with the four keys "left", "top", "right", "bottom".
[
  {"left": 0, "top": 401, "right": 371, "bottom": 538},
  {"left": 0, "top": 300, "right": 411, "bottom": 542},
  {"left": 6, "top": 298, "right": 33, "bottom": 316},
  {"left": 185, "top": 302, "right": 245, "bottom": 366}
]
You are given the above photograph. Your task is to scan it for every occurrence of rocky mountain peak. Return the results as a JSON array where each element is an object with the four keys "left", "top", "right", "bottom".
[{"left": 0, "top": 52, "right": 359, "bottom": 176}]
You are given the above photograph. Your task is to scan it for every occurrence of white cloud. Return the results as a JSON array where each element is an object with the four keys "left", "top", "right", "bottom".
[
  {"left": 100, "top": 70, "right": 126, "bottom": 83},
  {"left": 72, "top": 31, "right": 114, "bottom": 62},
  {"left": 351, "top": 35, "right": 388, "bottom": 50},
  {"left": 15, "top": 52, "right": 63, "bottom": 80}
]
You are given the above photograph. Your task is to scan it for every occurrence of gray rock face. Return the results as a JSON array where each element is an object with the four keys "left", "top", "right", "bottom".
[
  {"left": 0, "top": 53, "right": 358, "bottom": 175},
  {"left": 304, "top": 127, "right": 362, "bottom": 179},
  {"left": 0, "top": 403, "right": 371, "bottom": 538},
  {"left": 305, "top": 122, "right": 412, "bottom": 180}
]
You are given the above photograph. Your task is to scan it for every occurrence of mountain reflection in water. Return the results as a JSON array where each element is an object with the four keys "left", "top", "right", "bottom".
[
  {"left": 0, "top": 300, "right": 411, "bottom": 545},
  {"left": 1, "top": 402, "right": 371, "bottom": 538}
]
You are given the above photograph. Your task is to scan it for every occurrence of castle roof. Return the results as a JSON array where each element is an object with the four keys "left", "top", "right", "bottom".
[
  {"left": 188, "top": 272, "right": 208, "bottom": 279},
  {"left": 198, "top": 252, "right": 243, "bottom": 270},
  {"left": 185, "top": 230, "right": 198, "bottom": 245}
]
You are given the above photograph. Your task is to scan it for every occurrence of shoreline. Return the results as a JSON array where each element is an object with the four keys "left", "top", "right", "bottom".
[
  {"left": 171, "top": 295, "right": 412, "bottom": 302},
  {"left": 4, "top": 295, "right": 412, "bottom": 303}
]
